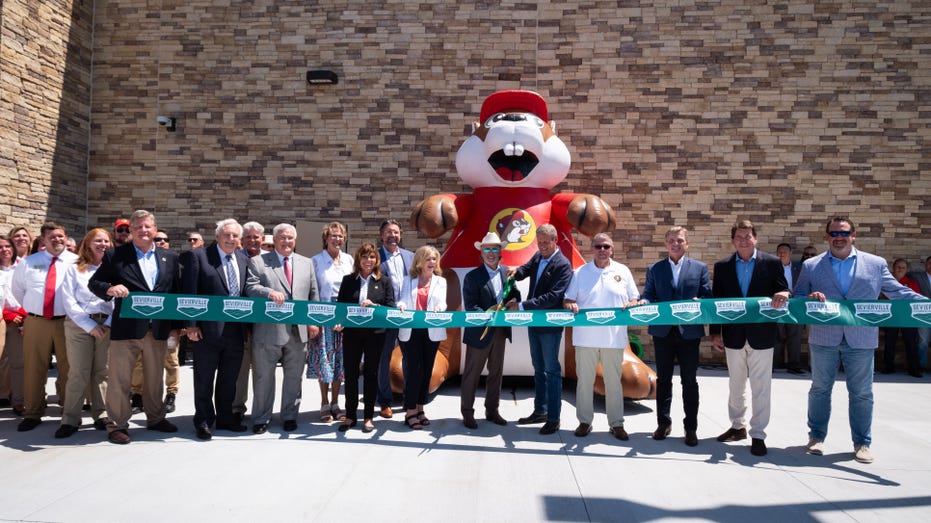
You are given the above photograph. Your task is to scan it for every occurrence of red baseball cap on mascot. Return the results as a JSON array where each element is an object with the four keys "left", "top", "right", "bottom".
[{"left": 479, "top": 90, "right": 549, "bottom": 123}]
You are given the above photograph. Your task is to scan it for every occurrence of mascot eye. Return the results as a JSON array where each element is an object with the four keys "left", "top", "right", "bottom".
[
  {"left": 531, "top": 116, "right": 545, "bottom": 128},
  {"left": 484, "top": 113, "right": 507, "bottom": 128}
]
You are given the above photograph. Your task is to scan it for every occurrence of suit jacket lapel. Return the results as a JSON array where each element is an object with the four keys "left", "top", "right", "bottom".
[
  {"left": 817, "top": 255, "right": 843, "bottom": 297},
  {"left": 123, "top": 246, "right": 147, "bottom": 290},
  {"left": 208, "top": 248, "right": 229, "bottom": 294}
]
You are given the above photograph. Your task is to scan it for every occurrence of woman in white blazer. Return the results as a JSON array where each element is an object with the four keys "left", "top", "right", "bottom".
[{"left": 397, "top": 246, "right": 446, "bottom": 429}]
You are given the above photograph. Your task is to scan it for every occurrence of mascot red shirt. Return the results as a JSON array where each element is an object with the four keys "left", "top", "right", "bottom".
[{"left": 412, "top": 90, "right": 615, "bottom": 269}]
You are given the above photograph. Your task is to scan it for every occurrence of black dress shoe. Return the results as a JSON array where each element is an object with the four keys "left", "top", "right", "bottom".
[
  {"left": 93, "top": 419, "right": 108, "bottom": 431},
  {"left": 17, "top": 418, "right": 42, "bottom": 432},
  {"left": 539, "top": 421, "right": 560, "bottom": 435},
  {"left": 685, "top": 430, "right": 699, "bottom": 447},
  {"left": 196, "top": 426, "right": 213, "bottom": 440},
  {"left": 252, "top": 423, "right": 268, "bottom": 434},
  {"left": 751, "top": 438, "right": 767, "bottom": 456},
  {"left": 518, "top": 412, "right": 547, "bottom": 425},
  {"left": 130, "top": 393, "right": 143, "bottom": 414},
  {"left": 338, "top": 420, "right": 356, "bottom": 432},
  {"left": 164, "top": 393, "right": 176, "bottom": 414},
  {"left": 463, "top": 416, "right": 478, "bottom": 429},
  {"left": 652, "top": 425, "right": 672, "bottom": 440},
  {"left": 55, "top": 424, "right": 79, "bottom": 439},
  {"left": 0, "top": 398, "right": 11, "bottom": 408},
  {"left": 216, "top": 422, "right": 248, "bottom": 432},
  {"left": 233, "top": 412, "right": 245, "bottom": 425},
  {"left": 716, "top": 427, "right": 747, "bottom": 442},
  {"left": 283, "top": 420, "right": 298, "bottom": 432},
  {"left": 787, "top": 367, "right": 806, "bottom": 375},
  {"left": 485, "top": 410, "right": 507, "bottom": 426},
  {"left": 147, "top": 419, "right": 178, "bottom": 432}
]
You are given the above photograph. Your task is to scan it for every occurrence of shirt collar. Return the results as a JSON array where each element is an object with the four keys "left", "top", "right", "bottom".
[
  {"left": 133, "top": 243, "right": 156, "bottom": 258},
  {"left": 827, "top": 246, "right": 858, "bottom": 262}
]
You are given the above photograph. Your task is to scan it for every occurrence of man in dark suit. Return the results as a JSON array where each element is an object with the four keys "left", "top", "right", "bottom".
[
  {"left": 710, "top": 220, "right": 790, "bottom": 457},
  {"left": 89, "top": 209, "right": 182, "bottom": 444},
  {"left": 640, "top": 226, "right": 712, "bottom": 447},
  {"left": 460, "top": 233, "right": 521, "bottom": 429},
  {"left": 244, "top": 223, "right": 320, "bottom": 434},
  {"left": 375, "top": 219, "right": 414, "bottom": 418},
  {"left": 774, "top": 243, "right": 804, "bottom": 374},
  {"left": 182, "top": 219, "right": 250, "bottom": 440},
  {"left": 507, "top": 223, "right": 573, "bottom": 435}
]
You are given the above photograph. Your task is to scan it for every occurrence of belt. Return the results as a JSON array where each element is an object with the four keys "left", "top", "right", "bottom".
[
  {"left": 27, "top": 313, "right": 65, "bottom": 320},
  {"left": 89, "top": 313, "right": 109, "bottom": 325}
]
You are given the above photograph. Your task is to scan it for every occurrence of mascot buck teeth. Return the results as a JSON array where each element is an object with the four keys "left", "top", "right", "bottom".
[{"left": 402, "top": 90, "right": 656, "bottom": 399}]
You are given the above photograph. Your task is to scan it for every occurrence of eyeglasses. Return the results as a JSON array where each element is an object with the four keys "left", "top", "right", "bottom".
[
  {"left": 154, "top": 237, "right": 168, "bottom": 243},
  {"left": 187, "top": 238, "right": 201, "bottom": 243},
  {"left": 593, "top": 244, "right": 612, "bottom": 250},
  {"left": 115, "top": 227, "right": 130, "bottom": 233},
  {"left": 828, "top": 231, "right": 852, "bottom": 237},
  {"left": 482, "top": 247, "right": 501, "bottom": 253}
]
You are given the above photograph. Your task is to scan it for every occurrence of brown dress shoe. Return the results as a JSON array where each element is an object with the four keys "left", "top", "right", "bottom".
[
  {"left": 652, "top": 425, "right": 671, "bottom": 440},
  {"left": 750, "top": 438, "right": 767, "bottom": 456},
  {"left": 716, "top": 427, "right": 747, "bottom": 442},
  {"left": 609, "top": 426, "right": 629, "bottom": 441},
  {"left": 380, "top": 406, "right": 393, "bottom": 419},
  {"left": 463, "top": 416, "right": 478, "bottom": 429},
  {"left": 574, "top": 423, "right": 592, "bottom": 437},
  {"left": 108, "top": 429, "right": 131, "bottom": 445}
]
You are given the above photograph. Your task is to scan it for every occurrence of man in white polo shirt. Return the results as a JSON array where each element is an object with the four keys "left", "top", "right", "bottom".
[{"left": 563, "top": 233, "right": 640, "bottom": 441}]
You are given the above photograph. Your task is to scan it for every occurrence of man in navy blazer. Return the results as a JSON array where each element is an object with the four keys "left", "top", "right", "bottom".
[
  {"left": 795, "top": 216, "right": 926, "bottom": 464},
  {"left": 640, "top": 226, "right": 712, "bottom": 446},
  {"left": 181, "top": 219, "right": 250, "bottom": 440},
  {"left": 507, "top": 223, "right": 573, "bottom": 435},
  {"left": 375, "top": 219, "right": 414, "bottom": 418},
  {"left": 710, "top": 220, "right": 790, "bottom": 457},
  {"left": 460, "top": 233, "right": 521, "bottom": 429},
  {"left": 774, "top": 243, "right": 805, "bottom": 374},
  {"left": 89, "top": 210, "right": 182, "bottom": 444}
]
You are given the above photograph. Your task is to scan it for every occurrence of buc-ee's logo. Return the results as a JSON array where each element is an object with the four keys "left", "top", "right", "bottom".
[
  {"left": 131, "top": 295, "right": 164, "bottom": 317},
  {"left": 490, "top": 208, "right": 535, "bottom": 251},
  {"left": 177, "top": 297, "right": 209, "bottom": 318}
]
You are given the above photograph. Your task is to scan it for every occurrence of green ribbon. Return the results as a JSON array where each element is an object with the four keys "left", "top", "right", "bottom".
[{"left": 118, "top": 293, "right": 931, "bottom": 328}]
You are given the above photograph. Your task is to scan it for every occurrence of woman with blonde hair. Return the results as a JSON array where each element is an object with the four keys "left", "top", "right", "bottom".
[
  {"left": 308, "top": 221, "right": 353, "bottom": 422},
  {"left": 56, "top": 228, "right": 114, "bottom": 437},
  {"left": 397, "top": 245, "right": 446, "bottom": 429}
]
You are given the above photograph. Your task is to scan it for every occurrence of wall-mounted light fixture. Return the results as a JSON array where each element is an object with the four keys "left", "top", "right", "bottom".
[
  {"left": 306, "top": 70, "right": 338, "bottom": 85},
  {"left": 157, "top": 116, "right": 176, "bottom": 132}
]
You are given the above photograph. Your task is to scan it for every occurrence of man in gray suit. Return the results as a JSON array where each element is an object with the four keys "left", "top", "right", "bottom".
[
  {"left": 795, "top": 216, "right": 926, "bottom": 464},
  {"left": 244, "top": 223, "right": 320, "bottom": 434},
  {"left": 908, "top": 255, "right": 931, "bottom": 370}
]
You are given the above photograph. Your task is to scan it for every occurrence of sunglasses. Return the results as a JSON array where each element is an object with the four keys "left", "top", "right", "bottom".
[
  {"left": 154, "top": 237, "right": 168, "bottom": 243},
  {"left": 187, "top": 238, "right": 201, "bottom": 243},
  {"left": 482, "top": 247, "right": 501, "bottom": 253},
  {"left": 593, "top": 244, "right": 612, "bottom": 250},
  {"left": 115, "top": 227, "right": 130, "bottom": 233},
  {"left": 827, "top": 231, "right": 852, "bottom": 237}
]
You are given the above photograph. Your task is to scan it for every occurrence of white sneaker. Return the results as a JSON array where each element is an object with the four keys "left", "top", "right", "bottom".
[
  {"left": 806, "top": 438, "right": 824, "bottom": 455},
  {"left": 854, "top": 445, "right": 874, "bottom": 464}
]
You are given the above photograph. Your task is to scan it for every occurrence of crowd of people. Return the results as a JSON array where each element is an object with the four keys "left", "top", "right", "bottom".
[{"left": 0, "top": 212, "right": 928, "bottom": 466}]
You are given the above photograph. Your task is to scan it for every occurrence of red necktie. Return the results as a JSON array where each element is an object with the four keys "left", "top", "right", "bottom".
[
  {"left": 283, "top": 256, "right": 292, "bottom": 288},
  {"left": 43, "top": 256, "right": 58, "bottom": 319}
]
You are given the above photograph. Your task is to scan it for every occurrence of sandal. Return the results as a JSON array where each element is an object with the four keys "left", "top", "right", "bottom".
[
  {"left": 405, "top": 413, "right": 423, "bottom": 430},
  {"left": 331, "top": 404, "right": 346, "bottom": 421},
  {"left": 320, "top": 404, "right": 333, "bottom": 423},
  {"left": 417, "top": 411, "right": 430, "bottom": 426}
]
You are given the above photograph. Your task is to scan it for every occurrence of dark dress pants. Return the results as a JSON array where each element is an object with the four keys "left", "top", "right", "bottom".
[
  {"left": 460, "top": 329, "right": 506, "bottom": 415},
  {"left": 883, "top": 327, "right": 919, "bottom": 374},
  {"left": 377, "top": 328, "right": 399, "bottom": 407},
  {"left": 653, "top": 328, "right": 700, "bottom": 431},
  {"left": 192, "top": 323, "right": 245, "bottom": 428},
  {"left": 400, "top": 329, "right": 439, "bottom": 410},
  {"left": 342, "top": 328, "right": 385, "bottom": 421}
]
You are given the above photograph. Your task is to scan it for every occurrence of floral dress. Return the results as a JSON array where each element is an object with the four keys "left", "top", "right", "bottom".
[{"left": 306, "top": 249, "right": 354, "bottom": 382}]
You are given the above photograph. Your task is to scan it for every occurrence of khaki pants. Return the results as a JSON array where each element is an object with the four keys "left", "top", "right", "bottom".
[
  {"left": 61, "top": 318, "right": 109, "bottom": 426},
  {"left": 106, "top": 331, "right": 168, "bottom": 431},
  {"left": 23, "top": 316, "right": 69, "bottom": 420},
  {"left": 130, "top": 341, "right": 180, "bottom": 395},
  {"left": 575, "top": 346, "right": 625, "bottom": 428}
]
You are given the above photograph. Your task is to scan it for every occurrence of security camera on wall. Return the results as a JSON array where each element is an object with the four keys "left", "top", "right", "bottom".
[{"left": 157, "top": 116, "right": 176, "bottom": 131}]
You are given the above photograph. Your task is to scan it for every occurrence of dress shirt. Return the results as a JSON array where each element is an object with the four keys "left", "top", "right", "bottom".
[
  {"left": 827, "top": 247, "right": 858, "bottom": 297},
  {"left": 668, "top": 257, "right": 683, "bottom": 288},
  {"left": 219, "top": 246, "right": 240, "bottom": 295},
  {"left": 358, "top": 274, "right": 371, "bottom": 304},
  {"left": 134, "top": 244, "right": 159, "bottom": 290},
  {"left": 311, "top": 250, "right": 354, "bottom": 301},
  {"left": 485, "top": 264, "right": 503, "bottom": 301},
  {"left": 60, "top": 264, "right": 114, "bottom": 333},
  {"left": 736, "top": 250, "right": 757, "bottom": 297},
  {"left": 10, "top": 250, "right": 78, "bottom": 316},
  {"left": 385, "top": 249, "right": 404, "bottom": 298},
  {"left": 782, "top": 263, "right": 793, "bottom": 289}
]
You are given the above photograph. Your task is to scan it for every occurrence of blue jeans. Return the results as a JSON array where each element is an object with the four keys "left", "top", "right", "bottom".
[
  {"left": 808, "top": 342, "right": 874, "bottom": 447},
  {"left": 528, "top": 329, "right": 562, "bottom": 422}
]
